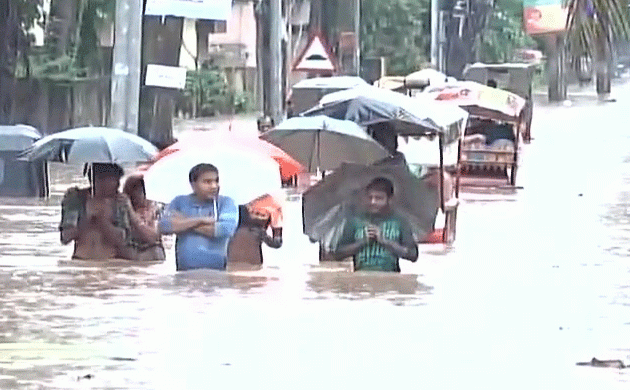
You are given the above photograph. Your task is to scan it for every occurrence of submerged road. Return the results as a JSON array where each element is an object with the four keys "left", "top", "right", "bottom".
[{"left": 1, "top": 81, "right": 630, "bottom": 389}]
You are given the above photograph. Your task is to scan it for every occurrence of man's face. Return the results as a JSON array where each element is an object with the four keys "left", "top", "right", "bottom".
[
  {"left": 191, "top": 170, "right": 220, "bottom": 200},
  {"left": 93, "top": 173, "right": 120, "bottom": 197},
  {"left": 365, "top": 189, "right": 390, "bottom": 215}
]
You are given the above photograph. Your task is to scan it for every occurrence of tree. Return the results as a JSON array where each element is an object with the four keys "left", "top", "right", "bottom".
[
  {"left": 479, "top": 0, "right": 535, "bottom": 63},
  {"left": 360, "top": 0, "right": 431, "bottom": 75},
  {"left": 0, "top": 0, "right": 42, "bottom": 123},
  {"left": 566, "top": 0, "right": 630, "bottom": 97}
]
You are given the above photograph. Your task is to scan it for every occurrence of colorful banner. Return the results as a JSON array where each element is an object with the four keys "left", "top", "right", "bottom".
[{"left": 523, "top": 0, "right": 568, "bottom": 35}]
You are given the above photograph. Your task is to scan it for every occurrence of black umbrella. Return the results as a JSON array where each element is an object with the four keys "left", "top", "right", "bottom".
[
  {"left": 302, "top": 162, "right": 439, "bottom": 251},
  {"left": 302, "top": 85, "right": 468, "bottom": 142}
]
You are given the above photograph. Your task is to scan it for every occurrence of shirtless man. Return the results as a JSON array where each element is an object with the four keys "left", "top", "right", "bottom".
[{"left": 59, "top": 163, "right": 150, "bottom": 260}]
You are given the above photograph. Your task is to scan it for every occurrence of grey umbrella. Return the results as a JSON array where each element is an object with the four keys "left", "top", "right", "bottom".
[
  {"left": 302, "top": 84, "right": 468, "bottom": 142},
  {"left": 302, "top": 162, "right": 440, "bottom": 251},
  {"left": 260, "top": 115, "right": 390, "bottom": 172},
  {"left": 0, "top": 125, "right": 42, "bottom": 151},
  {"left": 20, "top": 127, "right": 158, "bottom": 164}
]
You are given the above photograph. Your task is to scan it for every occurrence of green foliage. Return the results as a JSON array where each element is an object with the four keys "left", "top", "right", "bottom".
[
  {"left": 183, "top": 67, "right": 230, "bottom": 116},
  {"left": 565, "top": 0, "right": 630, "bottom": 59},
  {"left": 479, "top": 0, "right": 536, "bottom": 63},
  {"left": 27, "top": 0, "right": 115, "bottom": 82},
  {"left": 360, "top": 0, "right": 432, "bottom": 75}
]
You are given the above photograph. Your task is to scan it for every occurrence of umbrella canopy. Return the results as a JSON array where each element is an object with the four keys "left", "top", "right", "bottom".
[
  {"left": 143, "top": 148, "right": 282, "bottom": 205},
  {"left": 424, "top": 80, "right": 526, "bottom": 123},
  {"left": 291, "top": 76, "right": 369, "bottom": 90},
  {"left": 374, "top": 69, "right": 450, "bottom": 91},
  {"left": 147, "top": 129, "right": 304, "bottom": 180},
  {"left": 246, "top": 193, "right": 284, "bottom": 228},
  {"left": 0, "top": 125, "right": 42, "bottom": 151},
  {"left": 261, "top": 116, "right": 390, "bottom": 172},
  {"left": 302, "top": 85, "right": 468, "bottom": 142},
  {"left": 20, "top": 127, "right": 158, "bottom": 164},
  {"left": 302, "top": 162, "right": 439, "bottom": 250}
]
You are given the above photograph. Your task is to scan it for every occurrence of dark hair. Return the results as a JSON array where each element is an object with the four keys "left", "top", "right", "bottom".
[
  {"left": 189, "top": 163, "right": 219, "bottom": 183},
  {"left": 366, "top": 177, "right": 394, "bottom": 197},
  {"left": 487, "top": 79, "right": 498, "bottom": 88},
  {"left": 86, "top": 163, "right": 124, "bottom": 183},
  {"left": 123, "top": 175, "right": 145, "bottom": 196}
]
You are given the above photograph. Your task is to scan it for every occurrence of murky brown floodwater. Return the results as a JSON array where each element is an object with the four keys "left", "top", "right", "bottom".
[{"left": 2, "top": 85, "right": 630, "bottom": 389}]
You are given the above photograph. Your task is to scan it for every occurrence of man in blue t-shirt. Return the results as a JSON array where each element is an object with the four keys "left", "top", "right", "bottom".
[{"left": 158, "top": 163, "right": 238, "bottom": 271}]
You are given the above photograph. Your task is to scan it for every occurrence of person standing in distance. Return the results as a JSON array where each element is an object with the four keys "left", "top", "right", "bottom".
[{"left": 158, "top": 163, "right": 239, "bottom": 271}]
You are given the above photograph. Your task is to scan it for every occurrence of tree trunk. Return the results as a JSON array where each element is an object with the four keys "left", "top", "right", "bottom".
[
  {"left": 138, "top": 16, "right": 183, "bottom": 149},
  {"left": 0, "top": 0, "right": 13, "bottom": 124},
  {"left": 546, "top": 34, "right": 566, "bottom": 102},
  {"left": 46, "top": 0, "right": 80, "bottom": 57},
  {"left": 595, "top": 31, "right": 612, "bottom": 97}
]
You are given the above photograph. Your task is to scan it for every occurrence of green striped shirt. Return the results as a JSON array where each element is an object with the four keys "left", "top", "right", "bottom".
[{"left": 339, "top": 212, "right": 415, "bottom": 272}]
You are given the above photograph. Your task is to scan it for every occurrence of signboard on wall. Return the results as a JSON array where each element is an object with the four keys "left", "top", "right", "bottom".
[
  {"left": 145, "top": 0, "right": 232, "bottom": 21},
  {"left": 145, "top": 64, "right": 188, "bottom": 89},
  {"left": 523, "top": 0, "right": 568, "bottom": 35}
]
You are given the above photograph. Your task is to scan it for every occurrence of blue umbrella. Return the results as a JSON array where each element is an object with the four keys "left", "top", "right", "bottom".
[{"left": 20, "top": 127, "right": 158, "bottom": 164}]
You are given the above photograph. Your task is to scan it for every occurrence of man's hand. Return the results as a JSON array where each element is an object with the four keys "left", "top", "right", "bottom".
[
  {"left": 366, "top": 224, "right": 381, "bottom": 242},
  {"left": 194, "top": 217, "right": 216, "bottom": 237}
]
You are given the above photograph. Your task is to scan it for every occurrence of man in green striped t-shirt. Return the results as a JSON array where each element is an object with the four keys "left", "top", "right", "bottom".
[{"left": 332, "top": 177, "right": 418, "bottom": 272}]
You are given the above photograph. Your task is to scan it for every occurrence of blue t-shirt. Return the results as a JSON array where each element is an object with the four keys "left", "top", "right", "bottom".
[{"left": 158, "top": 194, "right": 239, "bottom": 271}]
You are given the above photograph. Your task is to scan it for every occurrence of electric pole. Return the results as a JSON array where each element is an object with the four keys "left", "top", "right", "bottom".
[
  {"left": 269, "top": 0, "right": 283, "bottom": 125},
  {"left": 108, "top": 0, "right": 143, "bottom": 134}
]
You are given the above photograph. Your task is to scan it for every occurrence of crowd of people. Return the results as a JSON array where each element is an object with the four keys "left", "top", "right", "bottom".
[{"left": 59, "top": 157, "right": 428, "bottom": 273}]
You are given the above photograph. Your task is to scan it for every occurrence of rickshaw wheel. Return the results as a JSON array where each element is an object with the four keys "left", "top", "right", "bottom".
[
  {"left": 522, "top": 100, "right": 533, "bottom": 144},
  {"left": 510, "top": 165, "right": 518, "bottom": 186}
]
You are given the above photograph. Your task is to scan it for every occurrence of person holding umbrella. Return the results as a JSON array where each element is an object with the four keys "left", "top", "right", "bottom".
[
  {"left": 59, "top": 163, "right": 153, "bottom": 260},
  {"left": 158, "top": 163, "right": 239, "bottom": 271},
  {"left": 330, "top": 177, "right": 418, "bottom": 272}
]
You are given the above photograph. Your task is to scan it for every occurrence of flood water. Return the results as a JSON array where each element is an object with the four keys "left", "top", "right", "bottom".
[{"left": 3, "top": 85, "right": 630, "bottom": 389}]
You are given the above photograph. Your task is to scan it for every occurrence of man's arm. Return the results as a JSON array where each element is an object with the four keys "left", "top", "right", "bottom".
[
  {"left": 331, "top": 221, "right": 366, "bottom": 261},
  {"left": 59, "top": 188, "right": 85, "bottom": 244},
  {"left": 212, "top": 197, "right": 239, "bottom": 239},
  {"left": 261, "top": 227, "right": 282, "bottom": 249},
  {"left": 119, "top": 196, "right": 161, "bottom": 244},
  {"left": 158, "top": 197, "right": 208, "bottom": 234},
  {"left": 377, "top": 220, "right": 418, "bottom": 262}
]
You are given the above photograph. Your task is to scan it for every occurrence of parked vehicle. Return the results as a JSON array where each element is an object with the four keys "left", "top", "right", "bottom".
[
  {"left": 0, "top": 125, "right": 49, "bottom": 197},
  {"left": 462, "top": 62, "right": 536, "bottom": 143},
  {"left": 423, "top": 80, "right": 526, "bottom": 189},
  {"left": 288, "top": 76, "right": 368, "bottom": 115}
]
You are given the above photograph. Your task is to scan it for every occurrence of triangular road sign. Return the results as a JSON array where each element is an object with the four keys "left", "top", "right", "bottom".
[{"left": 292, "top": 33, "right": 337, "bottom": 72}]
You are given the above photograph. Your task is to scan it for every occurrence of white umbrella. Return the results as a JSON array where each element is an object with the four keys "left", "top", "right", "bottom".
[
  {"left": 20, "top": 127, "right": 158, "bottom": 164},
  {"left": 261, "top": 115, "right": 390, "bottom": 172},
  {"left": 143, "top": 148, "right": 282, "bottom": 205}
]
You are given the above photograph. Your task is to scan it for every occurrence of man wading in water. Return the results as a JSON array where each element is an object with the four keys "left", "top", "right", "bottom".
[
  {"left": 331, "top": 177, "right": 418, "bottom": 272},
  {"left": 59, "top": 163, "right": 153, "bottom": 260}
]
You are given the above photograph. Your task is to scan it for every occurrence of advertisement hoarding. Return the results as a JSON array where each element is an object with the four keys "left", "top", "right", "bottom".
[{"left": 523, "top": 0, "right": 568, "bottom": 35}]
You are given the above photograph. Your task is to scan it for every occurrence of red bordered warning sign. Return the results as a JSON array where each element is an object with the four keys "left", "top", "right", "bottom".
[{"left": 292, "top": 32, "right": 338, "bottom": 73}]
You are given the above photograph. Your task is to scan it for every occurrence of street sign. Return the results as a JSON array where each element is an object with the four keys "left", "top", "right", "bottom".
[
  {"left": 292, "top": 34, "right": 337, "bottom": 72},
  {"left": 145, "top": 64, "right": 188, "bottom": 89},
  {"left": 145, "top": 0, "right": 232, "bottom": 21}
]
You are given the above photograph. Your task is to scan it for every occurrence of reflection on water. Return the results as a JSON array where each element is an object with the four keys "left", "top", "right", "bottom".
[{"left": 306, "top": 262, "right": 431, "bottom": 305}]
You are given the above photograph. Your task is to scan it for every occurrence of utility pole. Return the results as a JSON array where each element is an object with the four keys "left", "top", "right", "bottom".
[
  {"left": 431, "top": 0, "right": 440, "bottom": 68},
  {"left": 108, "top": 0, "right": 143, "bottom": 134},
  {"left": 354, "top": 0, "right": 360, "bottom": 75},
  {"left": 269, "top": 0, "right": 283, "bottom": 124}
]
